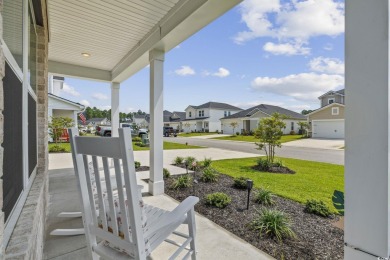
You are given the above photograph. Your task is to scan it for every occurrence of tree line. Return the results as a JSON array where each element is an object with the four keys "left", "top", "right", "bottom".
[{"left": 83, "top": 107, "right": 147, "bottom": 122}]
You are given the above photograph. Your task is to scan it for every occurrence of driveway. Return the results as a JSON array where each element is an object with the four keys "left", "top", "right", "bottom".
[{"left": 283, "top": 138, "right": 344, "bottom": 150}]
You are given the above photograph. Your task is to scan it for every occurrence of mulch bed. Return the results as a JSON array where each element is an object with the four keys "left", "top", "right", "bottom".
[
  {"left": 252, "top": 165, "right": 296, "bottom": 174},
  {"left": 135, "top": 166, "right": 150, "bottom": 172},
  {"left": 164, "top": 172, "right": 343, "bottom": 260}
]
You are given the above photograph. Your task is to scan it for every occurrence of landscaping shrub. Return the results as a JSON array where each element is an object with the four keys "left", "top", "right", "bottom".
[
  {"left": 205, "top": 192, "right": 231, "bottom": 208},
  {"left": 256, "top": 157, "right": 271, "bottom": 171},
  {"left": 233, "top": 176, "right": 248, "bottom": 189},
  {"left": 173, "top": 156, "right": 184, "bottom": 165},
  {"left": 163, "top": 168, "right": 170, "bottom": 179},
  {"left": 185, "top": 156, "right": 197, "bottom": 169},
  {"left": 132, "top": 137, "right": 142, "bottom": 142},
  {"left": 200, "top": 167, "right": 219, "bottom": 183},
  {"left": 135, "top": 161, "right": 141, "bottom": 169},
  {"left": 290, "top": 131, "right": 296, "bottom": 135},
  {"left": 305, "top": 199, "right": 332, "bottom": 217},
  {"left": 135, "top": 142, "right": 146, "bottom": 147},
  {"left": 201, "top": 157, "right": 212, "bottom": 168},
  {"left": 236, "top": 132, "right": 240, "bottom": 136},
  {"left": 49, "top": 145, "right": 67, "bottom": 153},
  {"left": 252, "top": 209, "right": 296, "bottom": 241},
  {"left": 273, "top": 159, "right": 283, "bottom": 168},
  {"left": 254, "top": 188, "right": 274, "bottom": 206},
  {"left": 171, "top": 175, "right": 192, "bottom": 189}
]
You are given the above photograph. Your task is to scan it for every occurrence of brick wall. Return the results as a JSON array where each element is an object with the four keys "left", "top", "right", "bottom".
[{"left": 3, "top": 1, "right": 49, "bottom": 258}]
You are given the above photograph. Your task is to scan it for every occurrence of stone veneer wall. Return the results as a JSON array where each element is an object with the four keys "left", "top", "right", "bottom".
[{"left": 3, "top": 1, "right": 49, "bottom": 259}]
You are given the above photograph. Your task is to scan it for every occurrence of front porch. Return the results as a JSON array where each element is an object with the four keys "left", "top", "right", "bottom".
[{"left": 44, "top": 152, "right": 272, "bottom": 259}]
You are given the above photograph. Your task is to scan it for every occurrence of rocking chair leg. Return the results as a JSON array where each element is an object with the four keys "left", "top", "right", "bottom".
[{"left": 187, "top": 208, "right": 197, "bottom": 260}]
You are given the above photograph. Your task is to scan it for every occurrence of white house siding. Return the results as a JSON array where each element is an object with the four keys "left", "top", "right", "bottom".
[
  {"left": 221, "top": 118, "right": 305, "bottom": 135},
  {"left": 221, "top": 119, "right": 244, "bottom": 135},
  {"left": 282, "top": 119, "right": 305, "bottom": 135}
]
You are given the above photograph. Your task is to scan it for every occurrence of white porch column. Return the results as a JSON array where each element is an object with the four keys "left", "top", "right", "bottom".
[
  {"left": 73, "top": 111, "right": 78, "bottom": 126},
  {"left": 111, "top": 82, "right": 120, "bottom": 137},
  {"left": 149, "top": 49, "right": 165, "bottom": 195},
  {"left": 345, "top": 1, "right": 390, "bottom": 259}
]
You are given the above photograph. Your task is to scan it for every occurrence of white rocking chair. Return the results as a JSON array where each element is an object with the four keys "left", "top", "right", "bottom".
[{"left": 68, "top": 127, "right": 199, "bottom": 259}]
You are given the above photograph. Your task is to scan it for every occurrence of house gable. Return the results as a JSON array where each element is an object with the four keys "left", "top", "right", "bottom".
[{"left": 308, "top": 103, "right": 345, "bottom": 121}]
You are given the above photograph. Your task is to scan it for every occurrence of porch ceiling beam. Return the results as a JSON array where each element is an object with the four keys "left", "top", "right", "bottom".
[
  {"left": 111, "top": 0, "right": 242, "bottom": 83},
  {"left": 48, "top": 61, "right": 111, "bottom": 82}
]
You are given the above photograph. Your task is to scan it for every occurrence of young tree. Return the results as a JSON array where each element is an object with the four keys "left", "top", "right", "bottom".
[
  {"left": 48, "top": 116, "right": 75, "bottom": 145},
  {"left": 229, "top": 121, "right": 239, "bottom": 135},
  {"left": 254, "top": 113, "right": 287, "bottom": 163},
  {"left": 298, "top": 121, "right": 310, "bottom": 137}
]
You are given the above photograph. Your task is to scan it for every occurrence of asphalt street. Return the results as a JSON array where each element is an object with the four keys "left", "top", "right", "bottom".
[{"left": 164, "top": 137, "right": 344, "bottom": 165}]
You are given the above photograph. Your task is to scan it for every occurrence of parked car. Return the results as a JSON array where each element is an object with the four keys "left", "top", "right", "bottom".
[
  {"left": 163, "top": 126, "right": 177, "bottom": 137},
  {"left": 96, "top": 124, "right": 147, "bottom": 137}
]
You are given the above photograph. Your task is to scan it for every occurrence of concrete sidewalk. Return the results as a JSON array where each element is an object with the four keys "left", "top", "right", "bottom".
[
  {"left": 49, "top": 148, "right": 259, "bottom": 170},
  {"left": 44, "top": 151, "right": 273, "bottom": 260}
]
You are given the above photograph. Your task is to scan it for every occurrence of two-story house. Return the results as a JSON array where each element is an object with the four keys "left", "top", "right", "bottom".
[
  {"left": 220, "top": 104, "right": 306, "bottom": 135},
  {"left": 182, "top": 102, "right": 242, "bottom": 132},
  {"left": 307, "top": 89, "right": 345, "bottom": 138},
  {"left": 163, "top": 110, "right": 186, "bottom": 131}
]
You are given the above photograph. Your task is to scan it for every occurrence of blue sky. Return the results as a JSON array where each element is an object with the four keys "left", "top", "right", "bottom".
[{"left": 60, "top": 0, "right": 345, "bottom": 113}]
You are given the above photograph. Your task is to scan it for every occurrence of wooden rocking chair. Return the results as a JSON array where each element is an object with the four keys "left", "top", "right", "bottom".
[{"left": 68, "top": 127, "right": 199, "bottom": 259}]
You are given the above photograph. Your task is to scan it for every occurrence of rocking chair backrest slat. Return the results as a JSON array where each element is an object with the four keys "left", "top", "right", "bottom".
[
  {"left": 113, "top": 158, "right": 131, "bottom": 242},
  {"left": 102, "top": 156, "right": 119, "bottom": 237},
  {"left": 69, "top": 127, "right": 147, "bottom": 259},
  {"left": 92, "top": 156, "right": 108, "bottom": 231},
  {"left": 82, "top": 154, "right": 98, "bottom": 223},
  {"left": 118, "top": 128, "right": 146, "bottom": 259}
]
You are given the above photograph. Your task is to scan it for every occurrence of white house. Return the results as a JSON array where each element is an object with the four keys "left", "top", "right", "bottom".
[
  {"left": 133, "top": 114, "right": 150, "bottom": 129},
  {"left": 182, "top": 102, "right": 242, "bottom": 132},
  {"left": 220, "top": 104, "right": 306, "bottom": 135},
  {"left": 48, "top": 93, "right": 85, "bottom": 126}
]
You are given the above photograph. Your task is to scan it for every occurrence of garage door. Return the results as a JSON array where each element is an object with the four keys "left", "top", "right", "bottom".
[{"left": 312, "top": 120, "right": 344, "bottom": 139}]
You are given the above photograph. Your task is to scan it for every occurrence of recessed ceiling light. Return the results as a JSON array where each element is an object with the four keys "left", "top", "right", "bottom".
[{"left": 81, "top": 52, "right": 91, "bottom": 57}]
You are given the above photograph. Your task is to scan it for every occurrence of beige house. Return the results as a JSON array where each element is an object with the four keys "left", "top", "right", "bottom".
[{"left": 307, "top": 89, "right": 345, "bottom": 139}]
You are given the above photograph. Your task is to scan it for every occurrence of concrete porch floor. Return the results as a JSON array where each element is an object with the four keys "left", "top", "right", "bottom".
[{"left": 44, "top": 150, "right": 273, "bottom": 260}]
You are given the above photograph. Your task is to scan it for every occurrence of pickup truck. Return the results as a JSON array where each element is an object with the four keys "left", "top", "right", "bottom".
[
  {"left": 163, "top": 126, "right": 177, "bottom": 137},
  {"left": 96, "top": 124, "right": 148, "bottom": 137}
]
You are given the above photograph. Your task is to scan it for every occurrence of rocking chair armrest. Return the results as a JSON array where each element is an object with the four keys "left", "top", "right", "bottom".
[{"left": 144, "top": 196, "right": 199, "bottom": 238}]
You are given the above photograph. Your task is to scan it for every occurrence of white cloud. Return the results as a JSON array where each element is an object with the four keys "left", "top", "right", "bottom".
[
  {"left": 61, "top": 83, "right": 80, "bottom": 97},
  {"left": 213, "top": 67, "right": 230, "bottom": 78},
  {"left": 80, "top": 100, "right": 90, "bottom": 107},
  {"left": 251, "top": 72, "right": 344, "bottom": 102},
  {"left": 98, "top": 105, "right": 111, "bottom": 110},
  {"left": 309, "top": 56, "right": 344, "bottom": 74},
  {"left": 175, "top": 66, "right": 195, "bottom": 76},
  {"left": 234, "top": 0, "right": 280, "bottom": 44},
  {"left": 263, "top": 42, "right": 310, "bottom": 56},
  {"left": 234, "top": 0, "right": 344, "bottom": 55},
  {"left": 92, "top": 92, "right": 109, "bottom": 100}
]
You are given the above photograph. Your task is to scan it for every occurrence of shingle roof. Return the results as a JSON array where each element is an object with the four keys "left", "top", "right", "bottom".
[
  {"left": 318, "top": 88, "right": 345, "bottom": 99},
  {"left": 163, "top": 110, "right": 185, "bottom": 122},
  {"left": 48, "top": 93, "right": 85, "bottom": 108},
  {"left": 221, "top": 104, "right": 306, "bottom": 120},
  {"left": 189, "top": 102, "right": 242, "bottom": 111},
  {"left": 134, "top": 114, "right": 147, "bottom": 119}
]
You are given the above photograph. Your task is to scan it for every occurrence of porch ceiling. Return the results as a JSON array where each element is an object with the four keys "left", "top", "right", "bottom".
[{"left": 47, "top": 0, "right": 242, "bottom": 82}]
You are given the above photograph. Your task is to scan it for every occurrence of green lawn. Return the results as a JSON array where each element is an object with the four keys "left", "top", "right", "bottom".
[
  {"left": 49, "top": 141, "right": 202, "bottom": 153},
  {"left": 212, "top": 157, "right": 344, "bottom": 212},
  {"left": 178, "top": 132, "right": 219, "bottom": 137},
  {"left": 212, "top": 134, "right": 304, "bottom": 143}
]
